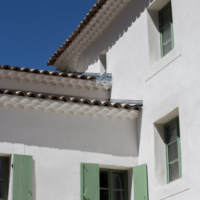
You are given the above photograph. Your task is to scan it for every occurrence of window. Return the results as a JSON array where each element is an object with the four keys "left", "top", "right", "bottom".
[
  {"left": 81, "top": 163, "right": 148, "bottom": 200},
  {"left": 100, "top": 169, "right": 128, "bottom": 200},
  {"left": 159, "top": 2, "right": 174, "bottom": 57},
  {"left": 0, "top": 157, "right": 9, "bottom": 200},
  {"left": 164, "top": 117, "right": 181, "bottom": 183}
]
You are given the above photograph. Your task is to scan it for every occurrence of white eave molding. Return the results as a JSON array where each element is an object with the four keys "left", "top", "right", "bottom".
[
  {"left": 0, "top": 94, "right": 139, "bottom": 120},
  {"left": 0, "top": 69, "right": 112, "bottom": 90},
  {"left": 55, "top": 0, "right": 131, "bottom": 72}
]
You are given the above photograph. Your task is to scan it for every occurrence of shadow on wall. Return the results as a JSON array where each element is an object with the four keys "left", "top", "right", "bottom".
[
  {"left": 128, "top": 168, "right": 133, "bottom": 200},
  {"left": 136, "top": 111, "right": 143, "bottom": 154},
  {"left": 75, "top": 0, "right": 153, "bottom": 72},
  {"left": 0, "top": 106, "right": 138, "bottom": 157}
]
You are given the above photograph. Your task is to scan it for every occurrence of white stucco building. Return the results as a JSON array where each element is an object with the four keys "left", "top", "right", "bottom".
[{"left": 1, "top": 0, "right": 200, "bottom": 199}]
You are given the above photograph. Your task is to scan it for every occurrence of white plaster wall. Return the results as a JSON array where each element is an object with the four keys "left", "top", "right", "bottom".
[
  {"left": 76, "top": 0, "right": 151, "bottom": 100},
  {"left": 71, "top": 0, "right": 200, "bottom": 199},
  {"left": 0, "top": 105, "right": 138, "bottom": 200},
  {"left": 1, "top": 0, "right": 200, "bottom": 199},
  {"left": 0, "top": 106, "right": 138, "bottom": 156},
  {"left": 137, "top": 0, "right": 200, "bottom": 199}
]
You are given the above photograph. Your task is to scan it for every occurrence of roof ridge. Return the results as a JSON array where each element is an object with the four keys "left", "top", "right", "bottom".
[{"left": 0, "top": 65, "right": 96, "bottom": 80}]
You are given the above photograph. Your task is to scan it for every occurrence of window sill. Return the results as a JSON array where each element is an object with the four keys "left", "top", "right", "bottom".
[
  {"left": 154, "top": 177, "right": 189, "bottom": 200},
  {"left": 146, "top": 46, "right": 182, "bottom": 82}
]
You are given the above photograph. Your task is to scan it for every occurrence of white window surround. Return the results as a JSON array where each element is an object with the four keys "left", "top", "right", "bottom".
[
  {"left": 146, "top": 0, "right": 182, "bottom": 82},
  {"left": 152, "top": 96, "right": 189, "bottom": 200}
]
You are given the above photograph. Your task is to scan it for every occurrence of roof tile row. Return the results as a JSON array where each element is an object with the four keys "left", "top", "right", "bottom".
[
  {"left": 0, "top": 89, "right": 141, "bottom": 110},
  {"left": 0, "top": 65, "right": 96, "bottom": 80}
]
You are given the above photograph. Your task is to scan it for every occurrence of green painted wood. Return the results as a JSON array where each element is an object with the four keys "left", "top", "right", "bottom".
[
  {"left": 81, "top": 163, "right": 99, "bottom": 200},
  {"left": 159, "top": 2, "right": 174, "bottom": 57},
  {"left": 164, "top": 117, "right": 181, "bottom": 183},
  {"left": 133, "top": 164, "right": 148, "bottom": 200},
  {"left": 13, "top": 154, "right": 33, "bottom": 200}
]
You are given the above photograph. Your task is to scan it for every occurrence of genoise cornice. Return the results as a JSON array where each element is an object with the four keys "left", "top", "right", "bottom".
[
  {"left": 50, "top": 0, "right": 131, "bottom": 71},
  {"left": 0, "top": 69, "right": 112, "bottom": 90},
  {"left": 0, "top": 95, "right": 139, "bottom": 120}
]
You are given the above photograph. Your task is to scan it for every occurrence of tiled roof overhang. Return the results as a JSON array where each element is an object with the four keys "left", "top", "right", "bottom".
[
  {"left": 0, "top": 66, "right": 112, "bottom": 90},
  {"left": 47, "top": 0, "right": 131, "bottom": 71},
  {"left": 0, "top": 90, "right": 141, "bottom": 120},
  {"left": 47, "top": 0, "right": 107, "bottom": 67},
  {"left": 0, "top": 65, "right": 96, "bottom": 80},
  {"left": 0, "top": 89, "right": 140, "bottom": 110}
]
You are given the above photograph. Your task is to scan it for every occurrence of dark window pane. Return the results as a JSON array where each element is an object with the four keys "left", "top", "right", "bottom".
[
  {"left": 163, "top": 41, "right": 172, "bottom": 56},
  {"left": 100, "top": 171, "right": 108, "bottom": 188},
  {"left": 0, "top": 180, "right": 4, "bottom": 198},
  {"left": 161, "top": 6, "right": 171, "bottom": 27},
  {"left": 100, "top": 190, "right": 108, "bottom": 200},
  {"left": 168, "top": 141, "right": 178, "bottom": 162},
  {"left": 113, "top": 172, "right": 124, "bottom": 189},
  {"left": 113, "top": 191, "right": 125, "bottom": 200},
  {"left": 167, "top": 123, "right": 177, "bottom": 143},
  {"left": 169, "top": 162, "right": 179, "bottom": 182},
  {"left": 0, "top": 161, "right": 4, "bottom": 179},
  {"left": 162, "top": 24, "right": 171, "bottom": 44}
]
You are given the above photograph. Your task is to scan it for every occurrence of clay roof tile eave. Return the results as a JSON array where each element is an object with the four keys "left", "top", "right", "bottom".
[
  {"left": 0, "top": 65, "right": 96, "bottom": 80},
  {"left": 0, "top": 88, "right": 140, "bottom": 111},
  {"left": 47, "top": 0, "right": 108, "bottom": 66}
]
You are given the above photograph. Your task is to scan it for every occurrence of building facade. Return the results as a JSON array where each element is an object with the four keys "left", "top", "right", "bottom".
[{"left": 1, "top": 0, "right": 200, "bottom": 199}]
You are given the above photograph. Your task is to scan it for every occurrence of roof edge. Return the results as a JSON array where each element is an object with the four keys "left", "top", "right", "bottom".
[
  {"left": 0, "top": 88, "right": 141, "bottom": 110},
  {"left": 0, "top": 65, "right": 96, "bottom": 80},
  {"left": 47, "top": 0, "right": 107, "bottom": 66}
]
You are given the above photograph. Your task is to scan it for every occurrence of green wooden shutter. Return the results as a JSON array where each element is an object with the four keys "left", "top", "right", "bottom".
[
  {"left": 81, "top": 163, "right": 99, "bottom": 200},
  {"left": 133, "top": 164, "right": 148, "bottom": 200},
  {"left": 13, "top": 154, "right": 33, "bottom": 200}
]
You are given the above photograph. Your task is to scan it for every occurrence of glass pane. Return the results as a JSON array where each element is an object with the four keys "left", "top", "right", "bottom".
[
  {"left": 0, "top": 180, "right": 4, "bottom": 198},
  {"left": 100, "top": 189, "right": 108, "bottom": 200},
  {"left": 161, "top": 6, "right": 171, "bottom": 27},
  {"left": 167, "top": 122, "right": 178, "bottom": 143},
  {"left": 0, "top": 161, "right": 5, "bottom": 179},
  {"left": 162, "top": 24, "right": 171, "bottom": 44},
  {"left": 168, "top": 141, "right": 178, "bottom": 162},
  {"left": 113, "top": 191, "right": 125, "bottom": 200},
  {"left": 113, "top": 172, "right": 124, "bottom": 189},
  {"left": 100, "top": 171, "right": 108, "bottom": 188},
  {"left": 169, "top": 161, "right": 179, "bottom": 182},
  {"left": 163, "top": 41, "right": 172, "bottom": 56}
]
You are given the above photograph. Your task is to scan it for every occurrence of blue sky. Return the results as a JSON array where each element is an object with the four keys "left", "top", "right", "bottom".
[{"left": 1, "top": 0, "right": 97, "bottom": 71}]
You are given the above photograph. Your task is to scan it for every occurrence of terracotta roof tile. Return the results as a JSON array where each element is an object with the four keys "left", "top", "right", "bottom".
[
  {"left": 47, "top": 0, "right": 108, "bottom": 66},
  {"left": 0, "top": 65, "right": 96, "bottom": 80},
  {"left": 0, "top": 88, "right": 141, "bottom": 110}
]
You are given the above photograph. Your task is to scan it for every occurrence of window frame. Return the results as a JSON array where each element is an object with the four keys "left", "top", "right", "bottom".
[
  {"left": 0, "top": 157, "right": 9, "bottom": 200},
  {"left": 100, "top": 168, "right": 128, "bottom": 200},
  {"left": 159, "top": 2, "right": 175, "bottom": 58},
  {"left": 164, "top": 117, "right": 182, "bottom": 184}
]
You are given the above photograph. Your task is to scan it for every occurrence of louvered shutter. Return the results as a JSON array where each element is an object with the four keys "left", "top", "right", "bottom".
[
  {"left": 133, "top": 164, "right": 148, "bottom": 200},
  {"left": 13, "top": 154, "right": 33, "bottom": 200},
  {"left": 81, "top": 163, "right": 99, "bottom": 200}
]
